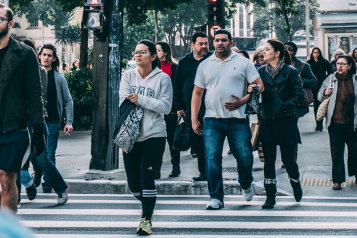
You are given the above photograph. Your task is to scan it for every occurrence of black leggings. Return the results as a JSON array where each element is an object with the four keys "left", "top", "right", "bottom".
[
  {"left": 262, "top": 143, "right": 300, "bottom": 181},
  {"left": 123, "top": 137, "right": 166, "bottom": 220}
]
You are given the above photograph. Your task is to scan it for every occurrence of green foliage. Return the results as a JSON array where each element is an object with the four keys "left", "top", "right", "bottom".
[
  {"left": 53, "top": 23, "right": 81, "bottom": 48},
  {"left": 16, "top": 0, "right": 68, "bottom": 27},
  {"left": 64, "top": 68, "right": 93, "bottom": 130},
  {"left": 122, "top": 10, "right": 166, "bottom": 60},
  {"left": 160, "top": 0, "right": 207, "bottom": 59},
  {"left": 125, "top": 0, "right": 193, "bottom": 26},
  {"left": 251, "top": 0, "right": 319, "bottom": 42}
]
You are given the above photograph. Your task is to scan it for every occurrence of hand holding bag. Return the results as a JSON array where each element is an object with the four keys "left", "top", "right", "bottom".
[
  {"left": 172, "top": 115, "right": 191, "bottom": 151},
  {"left": 244, "top": 86, "right": 260, "bottom": 116},
  {"left": 112, "top": 99, "right": 143, "bottom": 153},
  {"left": 316, "top": 74, "right": 333, "bottom": 121}
]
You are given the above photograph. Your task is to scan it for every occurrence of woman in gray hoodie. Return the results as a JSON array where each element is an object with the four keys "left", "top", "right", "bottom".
[{"left": 119, "top": 39, "right": 172, "bottom": 235}]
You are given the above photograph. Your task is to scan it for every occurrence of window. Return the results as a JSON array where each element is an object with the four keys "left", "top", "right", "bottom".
[
  {"left": 246, "top": 6, "right": 251, "bottom": 36},
  {"left": 239, "top": 5, "right": 244, "bottom": 36},
  {"left": 28, "top": 21, "right": 39, "bottom": 28}
]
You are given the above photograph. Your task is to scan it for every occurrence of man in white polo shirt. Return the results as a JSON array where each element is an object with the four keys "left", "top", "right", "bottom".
[{"left": 191, "top": 29, "right": 264, "bottom": 210}]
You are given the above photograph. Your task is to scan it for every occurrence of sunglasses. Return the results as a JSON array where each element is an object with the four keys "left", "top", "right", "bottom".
[{"left": 257, "top": 55, "right": 264, "bottom": 59}]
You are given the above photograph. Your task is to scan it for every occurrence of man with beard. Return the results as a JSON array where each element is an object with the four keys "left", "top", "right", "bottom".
[
  {"left": 173, "top": 32, "right": 212, "bottom": 181},
  {"left": 191, "top": 29, "right": 264, "bottom": 209},
  {"left": 0, "top": 4, "right": 45, "bottom": 212}
]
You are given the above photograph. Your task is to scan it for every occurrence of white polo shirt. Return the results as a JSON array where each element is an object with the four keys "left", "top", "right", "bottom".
[{"left": 194, "top": 51, "right": 260, "bottom": 119}]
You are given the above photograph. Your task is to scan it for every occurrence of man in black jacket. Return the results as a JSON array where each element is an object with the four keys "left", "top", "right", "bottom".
[
  {"left": 174, "top": 32, "right": 212, "bottom": 181},
  {"left": 0, "top": 4, "right": 45, "bottom": 212}
]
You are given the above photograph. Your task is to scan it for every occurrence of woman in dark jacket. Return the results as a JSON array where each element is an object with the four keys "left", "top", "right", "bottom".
[
  {"left": 258, "top": 39, "right": 304, "bottom": 209},
  {"left": 307, "top": 47, "right": 333, "bottom": 131},
  {"left": 155, "top": 41, "right": 180, "bottom": 178}
]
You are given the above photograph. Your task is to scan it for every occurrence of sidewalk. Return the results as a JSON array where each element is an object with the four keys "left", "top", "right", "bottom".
[{"left": 53, "top": 109, "right": 357, "bottom": 197}]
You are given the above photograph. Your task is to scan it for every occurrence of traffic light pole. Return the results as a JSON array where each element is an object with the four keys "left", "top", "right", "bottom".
[{"left": 90, "top": 0, "right": 124, "bottom": 171}]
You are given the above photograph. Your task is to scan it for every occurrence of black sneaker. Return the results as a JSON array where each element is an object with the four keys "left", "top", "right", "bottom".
[
  {"left": 26, "top": 182, "right": 37, "bottom": 200},
  {"left": 34, "top": 173, "right": 42, "bottom": 187}
]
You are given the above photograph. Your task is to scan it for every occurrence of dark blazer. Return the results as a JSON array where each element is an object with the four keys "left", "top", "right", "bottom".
[
  {"left": 258, "top": 64, "right": 304, "bottom": 119},
  {"left": 173, "top": 51, "right": 213, "bottom": 118},
  {"left": 0, "top": 37, "right": 44, "bottom": 132},
  {"left": 307, "top": 58, "right": 333, "bottom": 93}
]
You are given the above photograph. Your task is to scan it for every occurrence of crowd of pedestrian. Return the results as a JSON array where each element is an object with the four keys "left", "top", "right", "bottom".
[{"left": 2, "top": 2, "right": 357, "bottom": 236}]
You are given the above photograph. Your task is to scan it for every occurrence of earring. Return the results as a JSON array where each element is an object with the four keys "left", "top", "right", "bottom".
[{"left": 163, "top": 56, "right": 167, "bottom": 61}]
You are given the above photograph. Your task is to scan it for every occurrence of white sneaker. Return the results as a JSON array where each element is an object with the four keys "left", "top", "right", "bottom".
[
  {"left": 242, "top": 185, "right": 254, "bottom": 202},
  {"left": 57, "top": 188, "right": 69, "bottom": 205},
  {"left": 206, "top": 198, "right": 224, "bottom": 210}
]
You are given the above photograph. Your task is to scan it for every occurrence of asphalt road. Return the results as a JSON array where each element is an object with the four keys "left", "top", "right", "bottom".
[{"left": 15, "top": 193, "right": 357, "bottom": 237}]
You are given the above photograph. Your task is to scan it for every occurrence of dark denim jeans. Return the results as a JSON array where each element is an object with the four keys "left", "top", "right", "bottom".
[
  {"left": 203, "top": 117, "right": 254, "bottom": 202},
  {"left": 42, "top": 122, "right": 60, "bottom": 190}
]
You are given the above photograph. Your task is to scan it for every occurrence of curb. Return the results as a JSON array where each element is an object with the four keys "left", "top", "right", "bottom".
[{"left": 66, "top": 179, "right": 291, "bottom": 196}]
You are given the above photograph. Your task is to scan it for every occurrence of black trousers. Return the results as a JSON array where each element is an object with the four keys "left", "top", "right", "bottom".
[
  {"left": 164, "top": 113, "right": 180, "bottom": 167},
  {"left": 313, "top": 92, "right": 323, "bottom": 128},
  {"left": 189, "top": 116, "right": 206, "bottom": 175},
  {"left": 262, "top": 142, "right": 300, "bottom": 181},
  {"left": 328, "top": 123, "right": 357, "bottom": 183}
]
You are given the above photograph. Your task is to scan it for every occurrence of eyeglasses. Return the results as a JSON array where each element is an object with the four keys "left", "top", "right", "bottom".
[
  {"left": 133, "top": 50, "right": 148, "bottom": 56},
  {"left": 335, "top": 54, "right": 342, "bottom": 56},
  {"left": 0, "top": 17, "right": 8, "bottom": 23},
  {"left": 336, "top": 62, "right": 349, "bottom": 66},
  {"left": 257, "top": 55, "right": 264, "bottom": 59}
]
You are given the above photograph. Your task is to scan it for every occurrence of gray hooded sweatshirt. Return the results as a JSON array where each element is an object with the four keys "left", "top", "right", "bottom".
[{"left": 119, "top": 67, "right": 172, "bottom": 142}]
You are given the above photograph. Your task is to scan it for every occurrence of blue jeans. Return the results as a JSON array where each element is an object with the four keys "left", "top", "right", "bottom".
[
  {"left": 203, "top": 118, "right": 254, "bottom": 202},
  {"left": 42, "top": 123, "right": 60, "bottom": 190}
]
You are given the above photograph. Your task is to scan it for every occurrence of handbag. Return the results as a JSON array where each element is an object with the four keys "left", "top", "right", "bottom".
[
  {"left": 250, "top": 122, "right": 260, "bottom": 151},
  {"left": 245, "top": 86, "right": 260, "bottom": 116},
  {"left": 112, "top": 99, "right": 143, "bottom": 153},
  {"left": 316, "top": 74, "right": 333, "bottom": 121},
  {"left": 172, "top": 115, "right": 191, "bottom": 151},
  {"left": 298, "top": 62, "right": 314, "bottom": 106}
]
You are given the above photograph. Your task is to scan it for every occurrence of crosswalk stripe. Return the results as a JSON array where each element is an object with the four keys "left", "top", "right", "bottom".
[
  {"left": 27, "top": 193, "right": 357, "bottom": 200},
  {"left": 22, "top": 220, "right": 357, "bottom": 229},
  {"left": 17, "top": 209, "right": 357, "bottom": 217},
  {"left": 20, "top": 199, "right": 357, "bottom": 207},
  {"left": 34, "top": 236, "right": 357, "bottom": 238}
]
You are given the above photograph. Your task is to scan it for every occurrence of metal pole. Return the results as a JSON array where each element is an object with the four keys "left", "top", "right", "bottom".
[{"left": 306, "top": 0, "right": 310, "bottom": 61}]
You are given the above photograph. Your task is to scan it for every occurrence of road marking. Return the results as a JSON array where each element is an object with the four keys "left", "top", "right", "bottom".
[
  {"left": 22, "top": 221, "right": 357, "bottom": 229},
  {"left": 17, "top": 209, "right": 357, "bottom": 217},
  {"left": 35, "top": 236, "right": 357, "bottom": 238},
  {"left": 27, "top": 193, "right": 357, "bottom": 200},
  {"left": 20, "top": 199, "right": 357, "bottom": 207}
]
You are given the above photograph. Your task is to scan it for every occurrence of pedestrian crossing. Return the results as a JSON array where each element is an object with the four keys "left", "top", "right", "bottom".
[{"left": 16, "top": 194, "right": 357, "bottom": 237}]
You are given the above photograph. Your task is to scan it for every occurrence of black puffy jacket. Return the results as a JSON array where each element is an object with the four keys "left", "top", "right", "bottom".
[{"left": 258, "top": 64, "right": 304, "bottom": 119}]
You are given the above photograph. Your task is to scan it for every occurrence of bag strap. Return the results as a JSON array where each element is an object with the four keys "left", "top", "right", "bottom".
[
  {"left": 299, "top": 62, "right": 306, "bottom": 84},
  {"left": 329, "top": 74, "right": 333, "bottom": 88}
]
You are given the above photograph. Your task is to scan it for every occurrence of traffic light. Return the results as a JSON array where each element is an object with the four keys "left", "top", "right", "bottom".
[
  {"left": 194, "top": 23, "right": 207, "bottom": 33},
  {"left": 83, "top": 0, "right": 106, "bottom": 41},
  {"left": 85, "top": 0, "right": 103, "bottom": 6},
  {"left": 207, "top": 0, "right": 225, "bottom": 39}
]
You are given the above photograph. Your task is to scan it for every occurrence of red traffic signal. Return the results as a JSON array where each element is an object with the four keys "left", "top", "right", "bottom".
[{"left": 85, "top": 0, "right": 103, "bottom": 6}]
